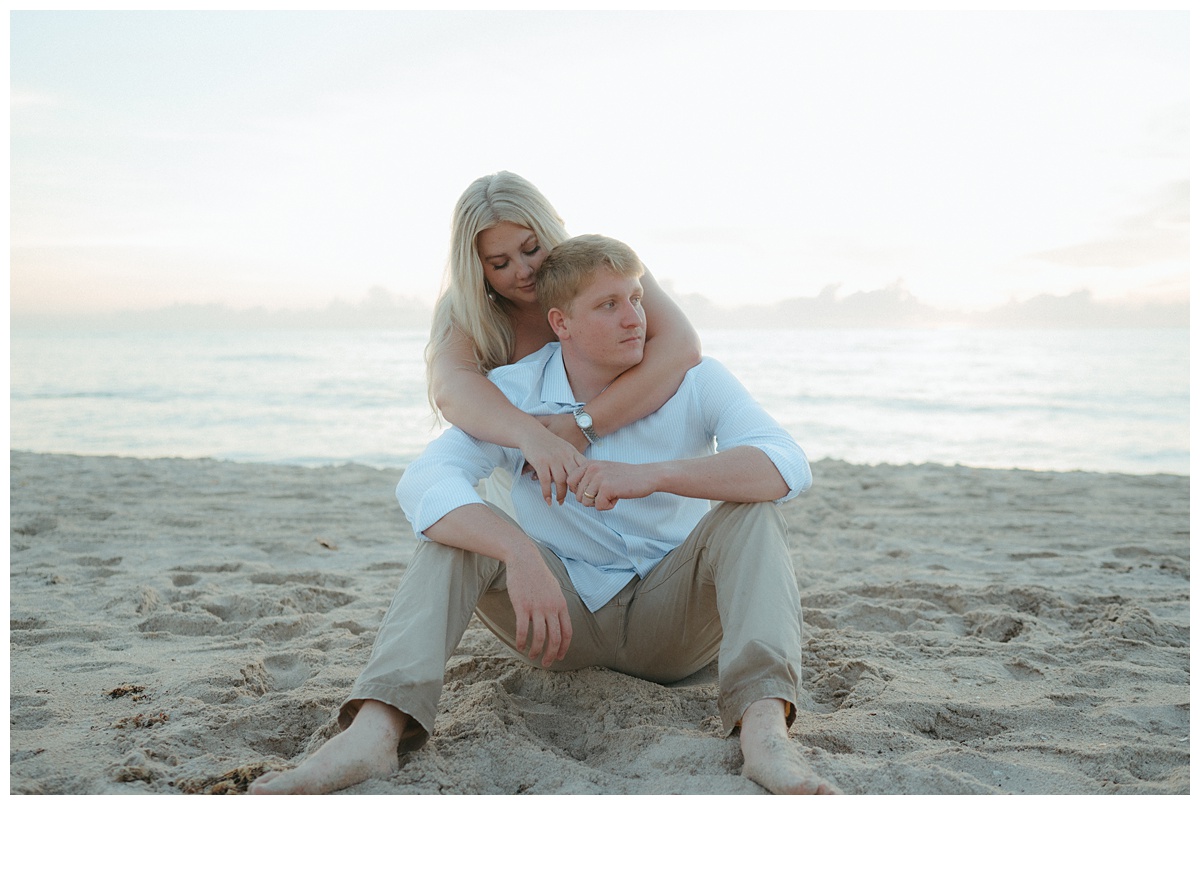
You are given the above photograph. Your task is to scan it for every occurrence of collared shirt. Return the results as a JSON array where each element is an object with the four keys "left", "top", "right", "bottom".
[{"left": 397, "top": 344, "right": 811, "bottom": 612}]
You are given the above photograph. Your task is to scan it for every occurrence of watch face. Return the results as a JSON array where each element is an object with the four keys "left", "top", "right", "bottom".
[{"left": 576, "top": 412, "right": 593, "bottom": 430}]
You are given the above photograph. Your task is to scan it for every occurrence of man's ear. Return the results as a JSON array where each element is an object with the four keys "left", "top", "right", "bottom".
[{"left": 547, "top": 306, "right": 571, "bottom": 340}]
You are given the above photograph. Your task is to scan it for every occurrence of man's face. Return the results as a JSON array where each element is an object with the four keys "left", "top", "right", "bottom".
[{"left": 552, "top": 269, "right": 646, "bottom": 376}]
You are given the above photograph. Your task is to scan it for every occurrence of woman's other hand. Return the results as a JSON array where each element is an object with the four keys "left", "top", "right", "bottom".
[
  {"left": 539, "top": 413, "right": 590, "bottom": 453},
  {"left": 519, "top": 422, "right": 588, "bottom": 505}
]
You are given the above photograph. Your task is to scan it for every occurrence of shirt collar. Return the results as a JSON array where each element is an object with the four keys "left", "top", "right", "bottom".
[{"left": 540, "top": 344, "right": 580, "bottom": 407}]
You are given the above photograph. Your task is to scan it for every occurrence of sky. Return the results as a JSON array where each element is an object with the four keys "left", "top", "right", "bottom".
[{"left": 8, "top": 8, "right": 1191, "bottom": 318}]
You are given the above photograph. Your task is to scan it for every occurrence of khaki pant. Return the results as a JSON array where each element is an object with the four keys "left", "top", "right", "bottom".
[{"left": 340, "top": 501, "right": 803, "bottom": 753}]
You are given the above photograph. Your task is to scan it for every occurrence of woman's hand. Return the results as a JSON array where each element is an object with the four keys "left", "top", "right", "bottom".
[
  {"left": 518, "top": 423, "right": 588, "bottom": 506},
  {"left": 539, "top": 413, "right": 590, "bottom": 453}
]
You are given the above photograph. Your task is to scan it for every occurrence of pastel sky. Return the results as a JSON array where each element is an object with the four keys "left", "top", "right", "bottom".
[{"left": 9, "top": 9, "right": 1190, "bottom": 316}]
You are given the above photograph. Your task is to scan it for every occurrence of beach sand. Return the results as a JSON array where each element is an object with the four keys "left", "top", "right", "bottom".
[{"left": 9, "top": 450, "right": 1189, "bottom": 795}]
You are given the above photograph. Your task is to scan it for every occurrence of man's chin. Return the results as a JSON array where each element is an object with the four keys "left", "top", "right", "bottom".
[
  {"left": 622, "top": 343, "right": 645, "bottom": 368},
  {"left": 607, "top": 355, "right": 643, "bottom": 376}
]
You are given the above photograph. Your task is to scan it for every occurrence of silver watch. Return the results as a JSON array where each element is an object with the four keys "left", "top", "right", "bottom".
[{"left": 573, "top": 407, "right": 599, "bottom": 444}]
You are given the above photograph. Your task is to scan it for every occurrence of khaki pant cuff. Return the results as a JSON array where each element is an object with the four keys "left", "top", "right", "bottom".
[
  {"left": 720, "top": 681, "right": 799, "bottom": 736},
  {"left": 338, "top": 682, "right": 437, "bottom": 755}
]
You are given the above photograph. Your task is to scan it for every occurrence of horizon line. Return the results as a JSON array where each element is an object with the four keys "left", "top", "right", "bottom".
[{"left": 9, "top": 284, "right": 1189, "bottom": 331}]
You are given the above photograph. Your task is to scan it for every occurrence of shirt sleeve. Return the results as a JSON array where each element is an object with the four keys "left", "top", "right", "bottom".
[
  {"left": 395, "top": 428, "right": 514, "bottom": 540},
  {"left": 696, "top": 358, "right": 813, "bottom": 503}
]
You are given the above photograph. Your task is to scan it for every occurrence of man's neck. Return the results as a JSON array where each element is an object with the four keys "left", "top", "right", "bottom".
[{"left": 560, "top": 353, "right": 619, "bottom": 404}]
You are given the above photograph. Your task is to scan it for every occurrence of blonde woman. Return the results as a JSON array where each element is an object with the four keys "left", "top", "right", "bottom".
[{"left": 426, "top": 171, "right": 702, "bottom": 505}]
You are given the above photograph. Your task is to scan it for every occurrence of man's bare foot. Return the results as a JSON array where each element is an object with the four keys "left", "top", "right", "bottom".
[
  {"left": 739, "top": 698, "right": 839, "bottom": 795},
  {"left": 249, "top": 701, "right": 407, "bottom": 795}
]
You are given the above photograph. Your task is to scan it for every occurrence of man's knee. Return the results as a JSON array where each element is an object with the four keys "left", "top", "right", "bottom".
[
  {"left": 706, "top": 501, "right": 788, "bottom": 545},
  {"left": 414, "top": 532, "right": 499, "bottom": 563},
  {"left": 399, "top": 537, "right": 504, "bottom": 602}
]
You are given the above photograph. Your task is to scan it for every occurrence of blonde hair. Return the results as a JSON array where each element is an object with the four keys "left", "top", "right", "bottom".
[
  {"left": 425, "top": 171, "right": 570, "bottom": 407},
  {"left": 536, "top": 234, "right": 644, "bottom": 315}
]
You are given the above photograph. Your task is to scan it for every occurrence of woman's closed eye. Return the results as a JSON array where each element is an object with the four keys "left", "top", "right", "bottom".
[{"left": 491, "top": 246, "right": 539, "bottom": 271}]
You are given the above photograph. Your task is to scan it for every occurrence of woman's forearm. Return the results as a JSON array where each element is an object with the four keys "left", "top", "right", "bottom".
[
  {"left": 433, "top": 364, "right": 551, "bottom": 451},
  {"left": 428, "top": 320, "right": 551, "bottom": 450},
  {"left": 430, "top": 322, "right": 585, "bottom": 502},
  {"left": 436, "top": 363, "right": 587, "bottom": 504},
  {"left": 583, "top": 336, "right": 698, "bottom": 436}
]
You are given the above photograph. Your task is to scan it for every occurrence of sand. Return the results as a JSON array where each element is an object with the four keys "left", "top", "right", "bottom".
[{"left": 8, "top": 450, "right": 1190, "bottom": 796}]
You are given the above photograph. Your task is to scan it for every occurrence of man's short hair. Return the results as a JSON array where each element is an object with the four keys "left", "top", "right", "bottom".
[{"left": 536, "top": 234, "right": 645, "bottom": 315}]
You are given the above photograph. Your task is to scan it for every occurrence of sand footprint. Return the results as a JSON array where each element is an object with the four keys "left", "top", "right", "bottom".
[{"left": 808, "top": 659, "right": 890, "bottom": 710}]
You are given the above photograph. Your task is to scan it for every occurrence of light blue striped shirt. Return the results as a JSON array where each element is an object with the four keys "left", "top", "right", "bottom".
[{"left": 397, "top": 344, "right": 811, "bottom": 611}]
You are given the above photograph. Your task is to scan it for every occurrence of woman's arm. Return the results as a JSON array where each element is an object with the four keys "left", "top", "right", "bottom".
[
  {"left": 430, "top": 323, "right": 585, "bottom": 505},
  {"left": 546, "top": 267, "right": 702, "bottom": 446}
]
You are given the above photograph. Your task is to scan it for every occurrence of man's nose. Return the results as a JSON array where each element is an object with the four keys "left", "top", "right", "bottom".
[{"left": 619, "top": 300, "right": 643, "bottom": 326}]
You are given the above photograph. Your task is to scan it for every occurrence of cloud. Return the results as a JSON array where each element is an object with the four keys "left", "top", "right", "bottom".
[
  {"left": 668, "top": 283, "right": 1187, "bottom": 330},
  {"left": 673, "top": 282, "right": 950, "bottom": 329},
  {"left": 980, "top": 289, "right": 1188, "bottom": 329},
  {"left": 9, "top": 89, "right": 59, "bottom": 109},
  {"left": 1033, "top": 180, "right": 1189, "bottom": 269},
  {"left": 13, "top": 279, "right": 1187, "bottom": 333},
  {"left": 11, "top": 287, "right": 434, "bottom": 332}
]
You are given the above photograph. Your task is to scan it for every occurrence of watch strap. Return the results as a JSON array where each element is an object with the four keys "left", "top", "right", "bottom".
[{"left": 573, "top": 406, "right": 600, "bottom": 444}]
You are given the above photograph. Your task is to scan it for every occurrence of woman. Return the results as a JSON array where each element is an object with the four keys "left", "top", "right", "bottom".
[{"left": 425, "top": 171, "right": 702, "bottom": 505}]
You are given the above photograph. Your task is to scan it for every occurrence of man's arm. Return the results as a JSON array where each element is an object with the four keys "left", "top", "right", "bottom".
[
  {"left": 421, "top": 503, "right": 573, "bottom": 667},
  {"left": 565, "top": 358, "right": 811, "bottom": 511},
  {"left": 395, "top": 426, "right": 573, "bottom": 666},
  {"left": 567, "top": 446, "right": 788, "bottom": 512}
]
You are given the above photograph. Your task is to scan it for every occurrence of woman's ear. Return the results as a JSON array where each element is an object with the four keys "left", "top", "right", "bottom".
[{"left": 547, "top": 306, "right": 570, "bottom": 340}]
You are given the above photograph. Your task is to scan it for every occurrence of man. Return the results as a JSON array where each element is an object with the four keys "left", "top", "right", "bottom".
[{"left": 251, "top": 235, "right": 836, "bottom": 795}]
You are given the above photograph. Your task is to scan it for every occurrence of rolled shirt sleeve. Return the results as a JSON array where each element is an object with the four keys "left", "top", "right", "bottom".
[
  {"left": 693, "top": 359, "right": 812, "bottom": 503},
  {"left": 395, "top": 428, "right": 515, "bottom": 540}
]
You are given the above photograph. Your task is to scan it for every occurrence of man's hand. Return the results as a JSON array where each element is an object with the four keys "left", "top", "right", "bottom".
[
  {"left": 504, "top": 544, "right": 573, "bottom": 666},
  {"left": 567, "top": 460, "right": 658, "bottom": 511},
  {"left": 422, "top": 503, "right": 573, "bottom": 666},
  {"left": 569, "top": 448, "right": 790, "bottom": 509}
]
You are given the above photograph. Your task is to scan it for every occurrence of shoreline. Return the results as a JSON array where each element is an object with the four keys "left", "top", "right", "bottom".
[
  {"left": 7, "top": 446, "right": 1191, "bottom": 480},
  {"left": 9, "top": 450, "right": 1190, "bottom": 794}
]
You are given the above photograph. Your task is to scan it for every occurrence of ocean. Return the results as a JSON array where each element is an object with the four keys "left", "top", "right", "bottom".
[{"left": 8, "top": 325, "right": 1190, "bottom": 476}]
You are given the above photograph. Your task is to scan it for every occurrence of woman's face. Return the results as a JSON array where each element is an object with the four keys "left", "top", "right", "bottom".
[{"left": 477, "top": 221, "right": 546, "bottom": 306}]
